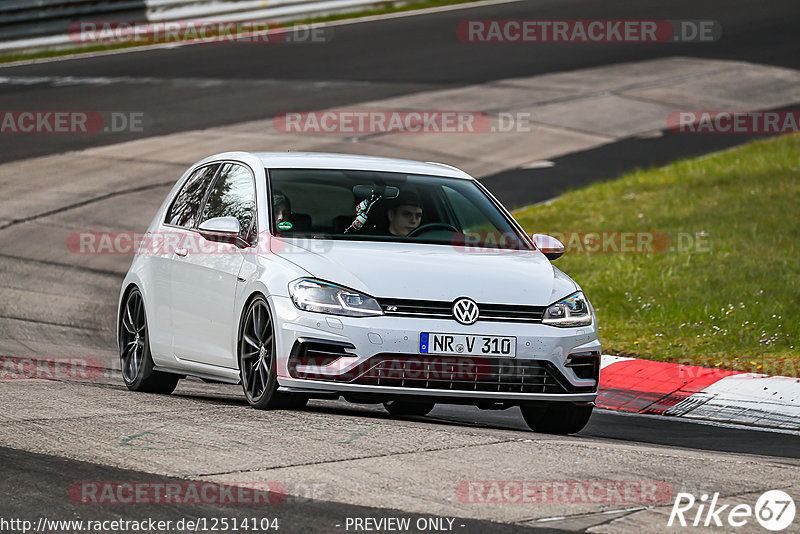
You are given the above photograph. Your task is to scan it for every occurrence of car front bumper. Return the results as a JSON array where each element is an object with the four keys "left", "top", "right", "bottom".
[{"left": 269, "top": 295, "right": 601, "bottom": 404}]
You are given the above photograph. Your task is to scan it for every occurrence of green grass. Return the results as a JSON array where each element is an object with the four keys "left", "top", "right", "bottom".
[
  {"left": 0, "top": 0, "right": 484, "bottom": 64},
  {"left": 513, "top": 134, "right": 800, "bottom": 376}
]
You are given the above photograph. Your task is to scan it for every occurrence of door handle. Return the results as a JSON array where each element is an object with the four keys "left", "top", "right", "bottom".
[{"left": 175, "top": 248, "right": 188, "bottom": 257}]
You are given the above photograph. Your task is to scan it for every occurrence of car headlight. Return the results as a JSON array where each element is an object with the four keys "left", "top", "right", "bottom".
[
  {"left": 289, "top": 278, "right": 383, "bottom": 317},
  {"left": 542, "top": 291, "right": 593, "bottom": 327}
]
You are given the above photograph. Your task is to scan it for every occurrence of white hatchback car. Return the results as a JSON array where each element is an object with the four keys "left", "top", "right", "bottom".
[{"left": 118, "top": 152, "right": 601, "bottom": 434}]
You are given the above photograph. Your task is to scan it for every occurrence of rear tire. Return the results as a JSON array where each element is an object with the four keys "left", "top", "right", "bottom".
[
  {"left": 520, "top": 403, "right": 593, "bottom": 435},
  {"left": 119, "top": 288, "right": 180, "bottom": 394},
  {"left": 239, "top": 296, "right": 306, "bottom": 410},
  {"left": 383, "top": 400, "right": 435, "bottom": 417}
]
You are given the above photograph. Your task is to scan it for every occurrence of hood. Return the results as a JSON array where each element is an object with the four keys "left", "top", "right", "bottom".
[{"left": 273, "top": 238, "right": 577, "bottom": 305}]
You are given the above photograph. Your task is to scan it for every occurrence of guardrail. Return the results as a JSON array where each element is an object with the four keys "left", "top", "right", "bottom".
[
  {"left": 147, "top": 0, "right": 388, "bottom": 21},
  {"left": 0, "top": 0, "right": 396, "bottom": 54},
  {"left": 1, "top": 0, "right": 147, "bottom": 40}
]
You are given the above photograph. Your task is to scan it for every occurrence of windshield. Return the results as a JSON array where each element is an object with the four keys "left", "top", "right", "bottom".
[{"left": 267, "top": 168, "right": 531, "bottom": 249}]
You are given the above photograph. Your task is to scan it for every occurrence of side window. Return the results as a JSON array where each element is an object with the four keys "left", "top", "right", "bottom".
[
  {"left": 199, "top": 163, "right": 256, "bottom": 238},
  {"left": 165, "top": 164, "right": 219, "bottom": 228},
  {"left": 270, "top": 183, "right": 353, "bottom": 228}
]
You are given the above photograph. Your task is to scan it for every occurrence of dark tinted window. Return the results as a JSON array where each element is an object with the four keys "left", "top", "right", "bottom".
[
  {"left": 200, "top": 163, "right": 256, "bottom": 238},
  {"left": 165, "top": 164, "right": 219, "bottom": 228},
  {"left": 268, "top": 168, "right": 527, "bottom": 248}
]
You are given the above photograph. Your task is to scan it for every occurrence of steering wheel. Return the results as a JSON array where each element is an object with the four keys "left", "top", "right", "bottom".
[{"left": 407, "top": 222, "right": 459, "bottom": 238}]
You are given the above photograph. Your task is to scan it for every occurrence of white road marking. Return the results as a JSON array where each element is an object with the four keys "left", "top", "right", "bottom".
[
  {"left": 534, "top": 505, "right": 654, "bottom": 522},
  {"left": 521, "top": 160, "right": 555, "bottom": 169},
  {"left": 634, "top": 129, "right": 665, "bottom": 138}
]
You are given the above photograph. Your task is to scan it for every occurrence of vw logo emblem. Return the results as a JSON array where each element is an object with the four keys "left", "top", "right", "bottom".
[{"left": 452, "top": 297, "right": 479, "bottom": 325}]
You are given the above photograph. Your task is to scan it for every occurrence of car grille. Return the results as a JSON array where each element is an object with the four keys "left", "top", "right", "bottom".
[
  {"left": 378, "top": 298, "right": 546, "bottom": 323},
  {"left": 288, "top": 344, "right": 595, "bottom": 394}
]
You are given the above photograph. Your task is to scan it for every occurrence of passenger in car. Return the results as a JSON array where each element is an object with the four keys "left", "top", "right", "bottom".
[
  {"left": 387, "top": 190, "right": 423, "bottom": 237},
  {"left": 273, "top": 190, "right": 292, "bottom": 229}
]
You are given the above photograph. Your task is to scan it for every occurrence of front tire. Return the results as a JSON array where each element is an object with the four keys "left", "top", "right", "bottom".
[
  {"left": 383, "top": 400, "right": 435, "bottom": 417},
  {"left": 239, "top": 296, "right": 307, "bottom": 410},
  {"left": 520, "top": 403, "right": 593, "bottom": 435},
  {"left": 119, "top": 287, "right": 179, "bottom": 394}
]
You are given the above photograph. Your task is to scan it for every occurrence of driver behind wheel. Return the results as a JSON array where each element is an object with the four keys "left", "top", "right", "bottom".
[{"left": 387, "top": 190, "right": 423, "bottom": 237}]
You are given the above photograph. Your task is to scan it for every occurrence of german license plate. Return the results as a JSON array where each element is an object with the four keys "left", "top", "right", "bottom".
[{"left": 419, "top": 333, "right": 516, "bottom": 357}]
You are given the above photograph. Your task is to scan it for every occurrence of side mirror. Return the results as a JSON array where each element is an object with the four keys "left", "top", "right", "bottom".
[
  {"left": 533, "top": 233, "right": 565, "bottom": 260},
  {"left": 198, "top": 216, "right": 241, "bottom": 238}
]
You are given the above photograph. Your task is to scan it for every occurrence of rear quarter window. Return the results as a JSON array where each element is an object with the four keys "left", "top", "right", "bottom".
[{"left": 165, "top": 164, "right": 219, "bottom": 228}]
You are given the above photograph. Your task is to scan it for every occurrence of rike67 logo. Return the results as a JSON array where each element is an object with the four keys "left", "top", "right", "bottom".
[{"left": 668, "top": 490, "right": 796, "bottom": 531}]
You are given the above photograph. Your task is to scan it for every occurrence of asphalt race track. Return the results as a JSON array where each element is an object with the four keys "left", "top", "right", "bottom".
[
  {"left": 1, "top": 0, "right": 799, "bottom": 162},
  {"left": 2, "top": 377, "right": 799, "bottom": 532},
  {"left": 1, "top": 0, "right": 800, "bottom": 532},
  {"left": 0, "top": 445, "right": 552, "bottom": 534}
]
